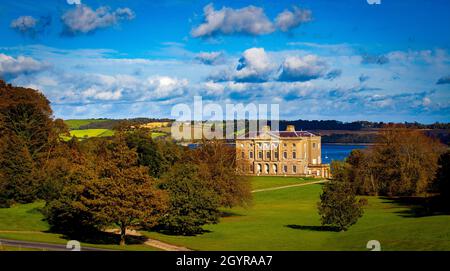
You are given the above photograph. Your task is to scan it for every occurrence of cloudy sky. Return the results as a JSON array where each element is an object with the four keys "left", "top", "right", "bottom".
[{"left": 0, "top": 0, "right": 449, "bottom": 123}]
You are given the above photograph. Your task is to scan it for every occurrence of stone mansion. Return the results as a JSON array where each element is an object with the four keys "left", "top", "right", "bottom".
[{"left": 236, "top": 125, "right": 330, "bottom": 178}]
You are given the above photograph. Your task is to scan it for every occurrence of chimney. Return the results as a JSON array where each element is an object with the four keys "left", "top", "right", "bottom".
[
  {"left": 261, "top": 125, "right": 271, "bottom": 132},
  {"left": 286, "top": 125, "right": 295, "bottom": 132}
]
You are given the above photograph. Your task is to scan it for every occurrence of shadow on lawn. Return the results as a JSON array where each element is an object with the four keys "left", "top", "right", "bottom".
[
  {"left": 220, "top": 211, "right": 244, "bottom": 217},
  {"left": 57, "top": 231, "right": 147, "bottom": 245},
  {"left": 381, "top": 196, "right": 450, "bottom": 218},
  {"left": 285, "top": 225, "right": 340, "bottom": 232}
]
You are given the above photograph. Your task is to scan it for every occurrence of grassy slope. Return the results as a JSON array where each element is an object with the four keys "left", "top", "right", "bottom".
[
  {"left": 0, "top": 202, "right": 158, "bottom": 251},
  {"left": 69, "top": 129, "right": 114, "bottom": 138},
  {"left": 1, "top": 178, "right": 449, "bottom": 251},
  {"left": 64, "top": 119, "right": 109, "bottom": 130},
  {"left": 144, "top": 178, "right": 450, "bottom": 251},
  {"left": 250, "top": 176, "right": 318, "bottom": 190}
]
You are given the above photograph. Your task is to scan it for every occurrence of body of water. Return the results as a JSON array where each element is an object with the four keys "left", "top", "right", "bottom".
[{"left": 322, "top": 144, "right": 368, "bottom": 164}]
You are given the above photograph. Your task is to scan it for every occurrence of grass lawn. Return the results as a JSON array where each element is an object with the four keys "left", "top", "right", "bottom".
[
  {"left": 143, "top": 178, "right": 450, "bottom": 251},
  {"left": 1, "top": 177, "right": 449, "bottom": 251},
  {"left": 250, "top": 176, "right": 320, "bottom": 191},
  {"left": 0, "top": 202, "right": 159, "bottom": 251}
]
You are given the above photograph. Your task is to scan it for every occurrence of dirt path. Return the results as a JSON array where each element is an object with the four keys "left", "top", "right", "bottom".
[
  {"left": 106, "top": 229, "right": 191, "bottom": 251},
  {"left": 252, "top": 180, "right": 329, "bottom": 193},
  {"left": 144, "top": 239, "right": 191, "bottom": 251}
]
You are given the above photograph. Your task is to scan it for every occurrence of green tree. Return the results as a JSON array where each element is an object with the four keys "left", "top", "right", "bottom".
[
  {"left": 318, "top": 174, "right": 365, "bottom": 231},
  {"left": 158, "top": 163, "right": 220, "bottom": 235}
]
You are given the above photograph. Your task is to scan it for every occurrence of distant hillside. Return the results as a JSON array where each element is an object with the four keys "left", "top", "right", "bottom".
[
  {"left": 65, "top": 119, "right": 110, "bottom": 130},
  {"left": 64, "top": 118, "right": 174, "bottom": 130}
]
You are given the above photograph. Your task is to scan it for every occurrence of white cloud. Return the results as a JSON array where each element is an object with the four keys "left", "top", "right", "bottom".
[
  {"left": 278, "top": 55, "right": 328, "bottom": 82},
  {"left": 195, "top": 51, "right": 224, "bottom": 65},
  {"left": 61, "top": 4, "right": 135, "bottom": 35},
  {"left": 143, "top": 76, "right": 188, "bottom": 100},
  {"left": 0, "top": 53, "right": 49, "bottom": 79},
  {"left": 10, "top": 16, "right": 37, "bottom": 32},
  {"left": 210, "top": 47, "right": 276, "bottom": 83},
  {"left": 191, "top": 4, "right": 274, "bottom": 37},
  {"left": 275, "top": 6, "right": 312, "bottom": 32},
  {"left": 67, "top": 0, "right": 81, "bottom": 5},
  {"left": 10, "top": 16, "right": 51, "bottom": 37}
]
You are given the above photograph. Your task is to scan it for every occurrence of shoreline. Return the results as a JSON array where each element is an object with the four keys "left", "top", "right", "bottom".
[{"left": 322, "top": 142, "right": 377, "bottom": 146}]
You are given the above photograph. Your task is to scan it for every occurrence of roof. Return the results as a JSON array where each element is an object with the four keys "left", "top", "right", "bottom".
[{"left": 237, "top": 130, "right": 316, "bottom": 139}]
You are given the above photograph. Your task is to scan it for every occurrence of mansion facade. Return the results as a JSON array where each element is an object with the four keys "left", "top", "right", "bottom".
[{"left": 236, "top": 125, "right": 330, "bottom": 178}]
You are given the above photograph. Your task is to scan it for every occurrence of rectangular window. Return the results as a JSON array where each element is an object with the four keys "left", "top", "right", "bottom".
[
  {"left": 293, "top": 152, "right": 296, "bottom": 159},
  {"left": 283, "top": 165, "right": 288, "bottom": 173},
  {"left": 266, "top": 151, "right": 271, "bottom": 159},
  {"left": 249, "top": 151, "right": 253, "bottom": 159},
  {"left": 274, "top": 151, "right": 279, "bottom": 159},
  {"left": 258, "top": 151, "right": 263, "bottom": 159},
  {"left": 293, "top": 165, "right": 297, "bottom": 173}
]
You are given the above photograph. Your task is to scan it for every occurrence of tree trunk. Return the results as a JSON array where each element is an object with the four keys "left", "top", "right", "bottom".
[{"left": 119, "top": 223, "right": 127, "bottom": 246}]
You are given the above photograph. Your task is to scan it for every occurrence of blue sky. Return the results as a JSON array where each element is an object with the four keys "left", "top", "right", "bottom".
[{"left": 0, "top": 0, "right": 449, "bottom": 123}]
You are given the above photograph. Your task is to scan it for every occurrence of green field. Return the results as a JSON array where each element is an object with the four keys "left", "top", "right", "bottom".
[
  {"left": 69, "top": 129, "right": 114, "bottom": 138},
  {"left": 0, "top": 202, "right": 158, "bottom": 251},
  {"left": 143, "top": 177, "right": 450, "bottom": 251},
  {"left": 1, "top": 177, "right": 449, "bottom": 251},
  {"left": 64, "top": 119, "right": 109, "bottom": 130},
  {"left": 250, "top": 176, "right": 317, "bottom": 190}
]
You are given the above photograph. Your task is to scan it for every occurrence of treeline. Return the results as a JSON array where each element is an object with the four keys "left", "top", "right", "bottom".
[
  {"left": 275, "top": 120, "right": 450, "bottom": 131},
  {"left": 0, "top": 81, "right": 251, "bottom": 245},
  {"left": 317, "top": 126, "right": 450, "bottom": 231},
  {"left": 331, "top": 127, "right": 449, "bottom": 201},
  {"left": 77, "top": 118, "right": 450, "bottom": 132},
  {"left": 321, "top": 133, "right": 379, "bottom": 144}
]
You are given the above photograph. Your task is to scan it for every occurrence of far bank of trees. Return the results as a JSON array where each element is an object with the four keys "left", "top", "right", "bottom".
[
  {"left": 318, "top": 125, "right": 448, "bottom": 231},
  {"left": 341, "top": 126, "right": 446, "bottom": 197},
  {"left": 0, "top": 81, "right": 251, "bottom": 244}
]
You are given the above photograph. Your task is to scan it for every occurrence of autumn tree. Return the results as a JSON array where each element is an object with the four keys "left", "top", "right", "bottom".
[
  {"left": 369, "top": 127, "right": 445, "bottom": 196},
  {"left": 0, "top": 80, "right": 56, "bottom": 160},
  {"left": 157, "top": 163, "right": 221, "bottom": 235},
  {"left": 83, "top": 134, "right": 167, "bottom": 245},
  {"left": 0, "top": 80, "right": 68, "bottom": 204},
  {"left": 189, "top": 140, "right": 252, "bottom": 208},
  {"left": 346, "top": 149, "right": 378, "bottom": 195},
  {"left": 0, "top": 135, "right": 37, "bottom": 206},
  {"left": 45, "top": 133, "right": 168, "bottom": 245}
]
